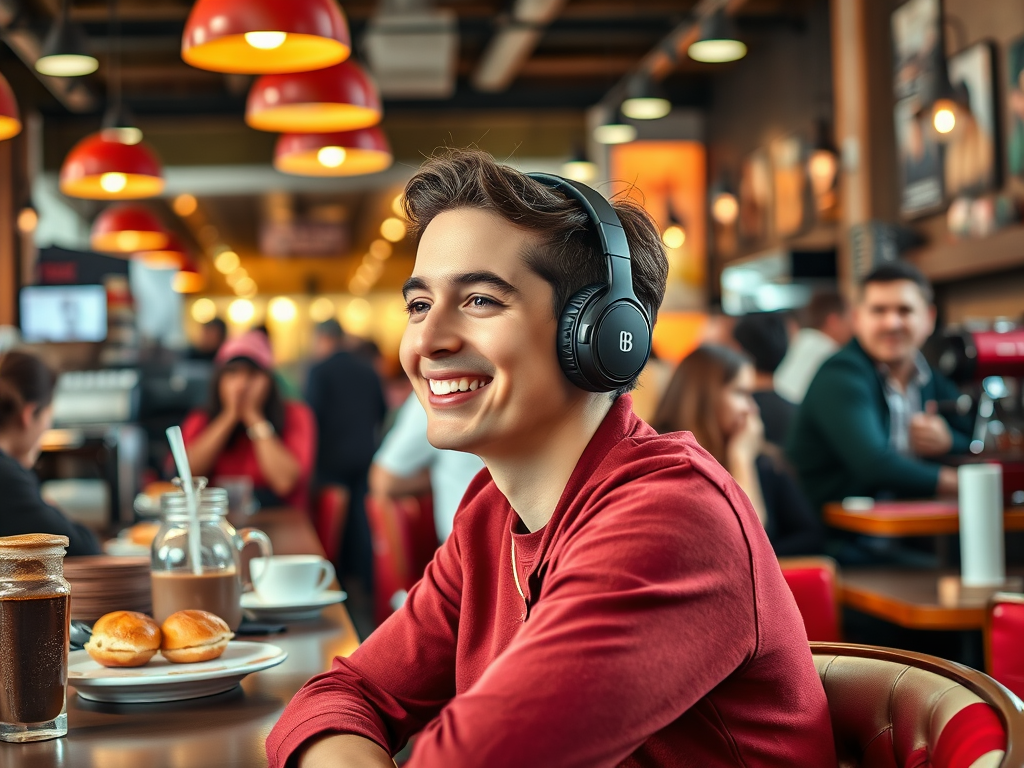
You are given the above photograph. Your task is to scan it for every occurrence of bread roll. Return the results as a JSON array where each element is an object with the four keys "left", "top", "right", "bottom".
[
  {"left": 143, "top": 481, "right": 177, "bottom": 501},
  {"left": 160, "top": 610, "right": 234, "bottom": 663},
  {"left": 127, "top": 521, "right": 160, "bottom": 547},
  {"left": 85, "top": 611, "right": 162, "bottom": 667}
]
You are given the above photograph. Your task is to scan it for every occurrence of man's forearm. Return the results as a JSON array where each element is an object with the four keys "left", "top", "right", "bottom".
[{"left": 299, "top": 733, "right": 396, "bottom": 768}]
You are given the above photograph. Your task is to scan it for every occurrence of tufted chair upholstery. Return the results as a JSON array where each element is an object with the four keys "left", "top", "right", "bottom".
[
  {"left": 811, "top": 643, "right": 1024, "bottom": 768},
  {"left": 986, "top": 593, "right": 1024, "bottom": 700}
]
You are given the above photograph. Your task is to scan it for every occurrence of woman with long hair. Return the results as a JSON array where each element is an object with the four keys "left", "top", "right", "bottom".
[
  {"left": 652, "top": 344, "right": 823, "bottom": 557},
  {"left": 0, "top": 351, "right": 100, "bottom": 555},
  {"left": 182, "top": 331, "right": 315, "bottom": 510}
]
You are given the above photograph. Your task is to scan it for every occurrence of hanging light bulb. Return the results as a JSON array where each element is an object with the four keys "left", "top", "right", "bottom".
[
  {"left": 60, "top": 134, "right": 164, "bottom": 200},
  {"left": 807, "top": 118, "right": 839, "bottom": 198},
  {"left": 621, "top": 77, "right": 671, "bottom": 121},
  {"left": 90, "top": 204, "right": 169, "bottom": 254},
  {"left": 688, "top": 10, "right": 747, "bottom": 64},
  {"left": 274, "top": 127, "right": 392, "bottom": 177},
  {"left": 136, "top": 234, "right": 190, "bottom": 269},
  {"left": 36, "top": 0, "right": 99, "bottom": 77},
  {"left": 712, "top": 191, "right": 739, "bottom": 226},
  {"left": 0, "top": 73, "right": 21, "bottom": 141},
  {"left": 182, "top": 0, "right": 351, "bottom": 74},
  {"left": 594, "top": 111, "right": 637, "bottom": 145},
  {"left": 661, "top": 206, "right": 686, "bottom": 249},
  {"left": 561, "top": 146, "right": 598, "bottom": 183}
]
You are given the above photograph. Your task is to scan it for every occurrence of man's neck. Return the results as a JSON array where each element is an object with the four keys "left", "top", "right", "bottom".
[
  {"left": 481, "top": 397, "right": 615, "bottom": 533},
  {"left": 883, "top": 355, "right": 919, "bottom": 390},
  {"left": 753, "top": 371, "right": 774, "bottom": 392}
]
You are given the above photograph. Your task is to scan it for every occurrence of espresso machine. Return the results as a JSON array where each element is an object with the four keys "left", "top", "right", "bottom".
[{"left": 939, "top": 324, "right": 1024, "bottom": 506}]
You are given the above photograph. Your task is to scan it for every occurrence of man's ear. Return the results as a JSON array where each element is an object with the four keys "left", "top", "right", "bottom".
[
  {"left": 926, "top": 304, "right": 937, "bottom": 336},
  {"left": 19, "top": 403, "right": 35, "bottom": 431}
]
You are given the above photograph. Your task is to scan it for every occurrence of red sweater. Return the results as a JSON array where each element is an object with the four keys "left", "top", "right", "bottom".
[{"left": 267, "top": 396, "right": 836, "bottom": 767}]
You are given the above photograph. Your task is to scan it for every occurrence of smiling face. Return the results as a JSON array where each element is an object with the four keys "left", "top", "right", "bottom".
[
  {"left": 855, "top": 279, "right": 935, "bottom": 367},
  {"left": 400, "top": 208, "right": 587, "bottom": 457}
]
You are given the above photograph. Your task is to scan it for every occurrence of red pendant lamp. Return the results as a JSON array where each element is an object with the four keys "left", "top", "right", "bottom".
[
  {"left": 91, "top": 205, "right": 169, "bottom": 254},
  {"left": 60, "top": 134, "right": 165, "bottom": 200},
  {"left": 182, "top": 0, "right": 350, "bottom": 75},
  {"left": 136, "top": 233, "right": 189, "bottom": 269},
  {"left": 172, "top": 258, "right": 205, "bottom": 294},
  {"left": 0, "top": 73, "right": 21, "bottom": 141},
  {"left": 274, "top": 127, "right": 392, "bottom": 177},
  {"left": 246, "top": 60, "right": 381, "bottom": 133}
]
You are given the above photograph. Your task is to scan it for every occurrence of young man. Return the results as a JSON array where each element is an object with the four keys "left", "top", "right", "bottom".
[
  {"left": 267, "top": 150, "right": 835, "bottom": 768},
  {"left": 787, "top": 261, "right": 972, "bottom": 513}
]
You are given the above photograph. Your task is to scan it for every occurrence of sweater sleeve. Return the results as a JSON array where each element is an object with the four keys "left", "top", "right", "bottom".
[
  {"left": 265, "top": 523, "right": 463, "bottom": 767},
  {"left": 805, "top": 359, "right": 941, "bottom": 497},
  {"left": 404, "top": 468, "right": 756, "bottom": 768}
]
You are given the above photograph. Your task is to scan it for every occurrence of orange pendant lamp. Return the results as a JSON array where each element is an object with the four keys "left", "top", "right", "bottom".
[
  {"left": 0, "top": 73, "right": 21, "bottom": 141},
  {"left": 182, "top": 0, "right": 350, "bottom": 74},
  {"left": 60, "top": 134, "right": 165, "bottom": 200},
  {"left": 136, "top": 233, "right": 189, "bottom": 269},
  {"left": 172, "top": 258, "right": 205, "bottom": 294},
  {"left": 91, "top": 205, "right": 169, "bottom": 254},
  {"left": 274, "top": 127, "right": 392, "bottom": 177},
  {"left": 246, "top": 60, "right": 381, "bottom": 133}
]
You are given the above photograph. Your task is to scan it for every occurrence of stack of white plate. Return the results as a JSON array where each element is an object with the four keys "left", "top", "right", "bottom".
[{"left": 64, "top": 556, "right": 152, "bottom": 622}]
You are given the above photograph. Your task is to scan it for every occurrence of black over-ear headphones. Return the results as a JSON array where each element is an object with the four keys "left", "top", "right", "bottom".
[{"left": 527, "top": 173, "right": 653, "bottom": 393}]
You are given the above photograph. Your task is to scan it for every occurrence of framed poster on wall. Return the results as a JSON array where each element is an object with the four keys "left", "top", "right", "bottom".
[{"left": 946, "top": 41, "right": 999, "bottom": 196}]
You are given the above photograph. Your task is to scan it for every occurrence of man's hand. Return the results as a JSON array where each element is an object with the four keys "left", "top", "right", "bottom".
[
  {"left": 298, "top": 734, "right": 396, "bottom": 768},
  {"left": 909, "top": 401, "right": 953, "bottom": 458}
]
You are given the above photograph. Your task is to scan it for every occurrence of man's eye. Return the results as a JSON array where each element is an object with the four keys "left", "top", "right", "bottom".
[
  {"left": 405, "top": 301, "right": 430, "bottom": 315},
  {"left": 470, "top": 296, "right": 497, "bottom": 308}
]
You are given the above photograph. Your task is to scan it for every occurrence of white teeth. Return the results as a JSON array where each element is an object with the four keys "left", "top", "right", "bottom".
[{"left": 428, "top": 378, "right": 488, "bottom": 395}]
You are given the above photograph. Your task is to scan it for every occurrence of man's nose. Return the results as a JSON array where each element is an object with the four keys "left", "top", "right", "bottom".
[{"left": 409, "top": 305, "right": 463, "bottom": 358}]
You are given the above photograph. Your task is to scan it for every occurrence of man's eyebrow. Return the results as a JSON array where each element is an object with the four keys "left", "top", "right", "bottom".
[{"left": 402, "top": 271, "right": 520, "bottom": 300}]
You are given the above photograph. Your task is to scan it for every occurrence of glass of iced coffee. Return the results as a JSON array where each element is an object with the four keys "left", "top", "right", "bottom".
[
  {"left": 151, "top": 480, "right": 271, "bottom": 631},
  {"left": 0, "top": 534, "right": 71, "bottom": 743}
]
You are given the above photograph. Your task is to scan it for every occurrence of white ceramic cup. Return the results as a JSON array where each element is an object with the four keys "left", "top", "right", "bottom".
[{"left": 250, "top": 555, "right": 335, "bottom": 604}]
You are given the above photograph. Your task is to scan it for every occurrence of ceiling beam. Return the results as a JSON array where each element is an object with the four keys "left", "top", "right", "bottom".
[{"left": 472, "top": 0, "right": 568, "bottom": 92}]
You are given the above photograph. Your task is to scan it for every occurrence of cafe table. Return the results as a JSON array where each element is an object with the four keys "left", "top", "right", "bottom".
[
  {"left": 823, "top": 500, "right": 1024, "bottom": 537},
  {"left": 3, "top": 508, "right": 360, "bottom": 768}
]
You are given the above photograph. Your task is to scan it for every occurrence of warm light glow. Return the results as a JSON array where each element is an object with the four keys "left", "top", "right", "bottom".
[
  {"left": 593, "top": 123, "right": 637, "bottom": 145},
  {"left": 190, "top": 298, "right": 217, "bottom": 323},
  {"left": 173, "top": 194, "right": 198, "bottom": 217},
  {"left": 380, "top": 217, "right": 406, "bottom": 242},
  {"left": 245, "top": 31, "right": 288, "bottom": 50},
  {"left": 215, "top": 250, "right": 241, "bottom": 274},
  {"left": 688, "top": 39, "right": 747, "bottom": 63},
  {"left": 621, "top": 97, "right": 671, "bottom": 120},
  {"left": 35, "top": 53, "right": 99, "bottom": 77},
  {"left": 348, "top": 276, "right": 370, "bottom": 296},
  {"left": 17, "top": 208, "right": 37, "bottom": 234},
  {"left": 228, "top": 299, "right": 255, "bottom": 324},
  {"left": 99, "top": 172, "right": 128, "bottom": 194},
  {"left": 712, "top": 192, "right": 739, "bottom": 225},
  {"left": 369, "top": 239, "right": 392, "bottom": 260},
  {"left": 226, "top": 267, "right": 248, "bottom": 287},
  {"left": 808, "top": 149, "right": 838, "bottom": 195},
  {"left": 101, "top": 126, "right": 143, "bottom": 146},
  {"left": 235, "top": 277, "right": 258, "bottom": 297},
  {"left": 560, "top": 159, "right": 598, "bottom": 183},
  {"left": 317, "top": 146, "right": 347, "bottom": 168},
  {"left": 343, "top": 297, "right": 372, "bottom": 335},
  {"left": 662, "top": 225, "right": 686, "bottom": 249},
  {"left": 309, "top": 297, "right": 336, "bottom": 322},
  {"left": 268, "top": 296, "right": 297, "bottom": 323},
  {"left": 934, "top": 107, "right": 956, "bottom": 134},
  {"left": 391, "top": 194, "right": 404, "bottom": 217},
  {"left": 115, "top": 230, "right": 144, "bottom": 251},
  {"left": 173, "top": 270, "right": 204, "bottom": 294}
]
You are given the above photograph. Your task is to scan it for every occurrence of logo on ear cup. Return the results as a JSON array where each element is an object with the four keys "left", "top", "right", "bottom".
[{"left": 619, "top": 331, "right": 633, "bottom": 353}]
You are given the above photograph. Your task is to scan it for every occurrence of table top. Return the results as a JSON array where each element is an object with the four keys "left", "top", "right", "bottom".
[
  {"left": 4, "top": 508, "right": 359, "bottom": 767},
  {"left": 824, "top": 500, "right": 1024, "bottom": 537},
  {"left": 840, "top": 566, "right": 1024, "bottom": 630}
]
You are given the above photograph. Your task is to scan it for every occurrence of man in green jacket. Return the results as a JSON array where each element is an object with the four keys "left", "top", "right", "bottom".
[{"left": 787, "top": 261, "right": 971, "bottom": 515}]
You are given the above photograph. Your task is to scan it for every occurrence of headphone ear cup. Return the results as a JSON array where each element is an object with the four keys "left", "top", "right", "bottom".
[{"left": 558, "top": 284, "right": 605, "bottom": 390}]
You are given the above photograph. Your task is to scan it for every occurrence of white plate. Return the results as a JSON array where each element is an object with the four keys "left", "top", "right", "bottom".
[
  {"left": 69, "top": 641, "right": 287, "bottom": 704},
  {"left": 102, "top": 539, "right": 150, "bottom": 557},
  {"left": 241, "top": 590, "right": 346, "bottom": 622}
]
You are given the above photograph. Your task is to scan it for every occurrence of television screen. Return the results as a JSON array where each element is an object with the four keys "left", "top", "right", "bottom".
[{"left": 20, "top": 285, "right": 107, "bottom": 343}]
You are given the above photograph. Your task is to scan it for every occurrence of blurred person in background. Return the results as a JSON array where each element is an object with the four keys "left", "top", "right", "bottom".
[
  {"left": 774, "top": 291, "right": 853, "bottom": 404},
  {"left": 0, "top": 351, "right": 100, "bottom": 555},
  {"left": 787, "top": 261, "right": 972, "bottom": 516},
  {"left": 370, "top": 391, "right": 484, "bottom": 543},
  {"left": 187, "top": 317, "right": 226, "bottom": 362},
  {"left": 653, "top": 345, "right": 823, "bottom": 557},
  {"left": 182, "top": 331, "right": 315, "bottom": 511},
  {"left": 732, "top": 311, "right": 795, "bottom": 446},
  {"left": 307, "top": 319, "right": 387, "bottom": 586}
]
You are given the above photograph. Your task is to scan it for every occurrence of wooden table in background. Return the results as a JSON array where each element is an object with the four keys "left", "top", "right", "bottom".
[
  {"left": 824, "top": 501, "right": 1024, "bottom": 537},
  {"left": 841, "top": 567, "right": 1024, "bottom": 630},
  {"left": 4, "top": 508, "right": 359, "bottom": 768}
]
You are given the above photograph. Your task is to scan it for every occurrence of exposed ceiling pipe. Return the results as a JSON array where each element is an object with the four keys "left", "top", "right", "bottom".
[
  {"left": 472, "top": 0, "right": 566, "bottom": 92},
  {"left": 0, "top": 0, "right": 95, "bottom": 112},
  {"left": 597, "top": 0, "right": 746, "bottom": 116}
]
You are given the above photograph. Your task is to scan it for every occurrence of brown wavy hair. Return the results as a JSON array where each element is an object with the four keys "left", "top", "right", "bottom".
[
  {"left": 0, "top": 351, "right": 57, "bottom": 432},
  {"left": 651, "top": 344, "right": 752, "bottom": 464}
]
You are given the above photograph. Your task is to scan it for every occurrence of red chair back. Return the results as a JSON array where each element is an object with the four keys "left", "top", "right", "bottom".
[
  {"left": 779, "top": 556, "right": 842, "bottom": 643},
  {"left": 987, "top": 593, "right": 1024, "bottom": 700},
  {"left": 313, "top": 484, "right": 349, "bottom": 564},
  {"left": 403, "top": 493, "right": 439, "bottom": 574},
  {"left": 366, "top": 495, "right": 416, "bottom": 625}
]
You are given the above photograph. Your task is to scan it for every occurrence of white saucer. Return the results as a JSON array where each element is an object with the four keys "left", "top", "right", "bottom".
[
  {"left": 102, "top": 539, "right": 150, "bottom": 557},
  {"left": 69, "top": 641, "right": 287, "bottom": 704},
  {"left": 241, "top": 590, "right": 346, "bottom": 622}
]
